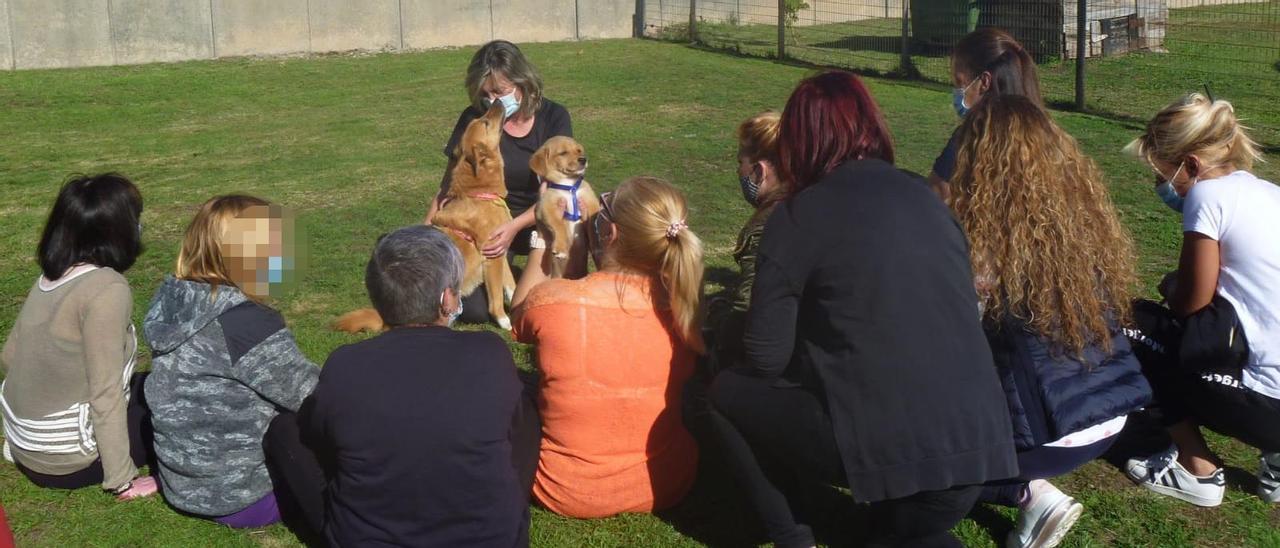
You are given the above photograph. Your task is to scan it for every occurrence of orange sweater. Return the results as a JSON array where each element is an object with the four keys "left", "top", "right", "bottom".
[{"left": 513, "top": 272, "right": 698, "bottom": 518}]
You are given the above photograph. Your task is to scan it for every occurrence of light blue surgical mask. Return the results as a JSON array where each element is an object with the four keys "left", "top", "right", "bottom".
[
  {"left": 267, "top": 256, "right": 285, "bottom": 284},
  {"left": 1154, "top": 162, "right": 1187, "bottom": 213},
  {"left": 1155, "top": 182, "right": 1185, "bottom": 213},
  {"left": 952, "top": 78, "right": 980, "bottom": 117},
  {"left": 484, "top": 91, "right": 521, "bottom": 119}
]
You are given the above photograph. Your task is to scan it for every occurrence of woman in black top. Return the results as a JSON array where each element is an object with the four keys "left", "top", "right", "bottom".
[
  {"left": 707, "top": 71, "right": 1017, "bottom": 548},
  {"left": 928, "top": 28, "right": 1043, "bottom": 200},
  {"left": 424, "top": 40, "right": 573, "bottom": 323}
]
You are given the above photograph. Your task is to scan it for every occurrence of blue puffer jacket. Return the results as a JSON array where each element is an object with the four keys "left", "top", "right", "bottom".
[{"left": 987, "top": 316, "right": 1153, "bottom": 450}]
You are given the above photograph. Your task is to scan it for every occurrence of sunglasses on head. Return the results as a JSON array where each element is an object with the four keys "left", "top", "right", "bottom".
[{"left": 598, "top": 191, "right": 615, "bottom": 222}]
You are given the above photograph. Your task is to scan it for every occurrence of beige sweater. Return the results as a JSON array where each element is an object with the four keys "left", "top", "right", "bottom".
[{"left": 1, "top": 267, "right": 138, "bottom": 490}]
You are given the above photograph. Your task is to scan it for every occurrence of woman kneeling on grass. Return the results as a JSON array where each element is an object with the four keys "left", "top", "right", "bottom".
[
  {"left": 509, "top": 176, "right": 702, "bottom": 518},
  {"left": 144, "top": 195, "right": 320, "bottom": 529},
  {"left": 948, "top": 95, "right": 1152, "bottom": 548},
  {"left": 708, "top": 71, "right": 1018, "bottom": 548},
  {"left": 1123, "top": 94, "right": 1280, "bottom": 508},
  {"left": 297, "top": 225, "right": 538, "bottom": 547},
  {"left": 2, "top": 174, "right": 157, "bottom": 501}
]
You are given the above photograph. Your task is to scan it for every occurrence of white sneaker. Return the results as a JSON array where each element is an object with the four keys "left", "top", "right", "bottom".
[
  {"left": 1006, "top": 480, "right": 1083, "bottom": 548},
  {"left": 1257, "top": 452, "right": 1280, "bottom": 502},
  {"left": 1126, "top": 444, "right": 1225, "bottom": 507}
]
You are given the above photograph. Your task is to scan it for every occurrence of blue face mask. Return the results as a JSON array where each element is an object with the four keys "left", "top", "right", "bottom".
[
  {"left": 952, "top": 88, "right": 970, "bottom": 117},
  {"left": 1155, "top": 182, "right": 1185, "bottom": 213},
  {"left": 266, "top": 256, "right": 285, "bottom": 284},
  {"left": 952, "top": 78, "right": 980, "bottom": 117},
  {"left": 484, "top": 91, "right": 521, "bottom": 119}
]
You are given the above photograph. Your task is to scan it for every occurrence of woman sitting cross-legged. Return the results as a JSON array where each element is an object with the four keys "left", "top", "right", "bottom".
[
  {"left": 948, "top": 95, "right": 1152, "bottom": 548},
  {"left": 509, "top": 176, "right": 703, "bottom": 518},
  {"left": 144, "top": 195, "right": 320, "bottom": 529},
  {"left": 2, "top": 174, "right": 157, "bottom": 501},
  {"left": 294, "top": 225, "right": 539, "bottom": 546},
  {"left": 1123, "top": 93, "right": 1280, "bottom": 508},
  {"left": 707, "top": 70, "right": 1018, "bottom": 548}
]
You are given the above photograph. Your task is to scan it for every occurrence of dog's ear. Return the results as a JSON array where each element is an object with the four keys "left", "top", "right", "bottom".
[{"left": 529, "top": 146, "right": 549, "bottom": 177}]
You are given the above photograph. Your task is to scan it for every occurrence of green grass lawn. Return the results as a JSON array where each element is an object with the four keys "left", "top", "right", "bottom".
[
  {"left": 684, "top": 1, "right": 1280, "bottom": 144},
  {"left": 2, "top": 38, "right": 1279, "bottom": 547}
]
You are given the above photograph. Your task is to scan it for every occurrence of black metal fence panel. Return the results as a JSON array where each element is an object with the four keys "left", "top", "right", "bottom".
[{"left": 642, "top": 0, "right": 1280, "bottom": 143}]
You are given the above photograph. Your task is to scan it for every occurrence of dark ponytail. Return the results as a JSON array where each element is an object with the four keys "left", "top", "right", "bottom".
[{"left": 953, "top": 28, "right": 1043, "bottom": 107}]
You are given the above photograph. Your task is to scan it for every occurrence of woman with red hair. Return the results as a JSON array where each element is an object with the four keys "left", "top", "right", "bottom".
[{"left": 707, "top": 71, "right": 1017, "bottom": 547}]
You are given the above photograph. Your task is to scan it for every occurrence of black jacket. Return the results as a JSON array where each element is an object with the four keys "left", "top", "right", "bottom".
[
  {"left": 741, "top": 158, "right": 1018, "bottom": 503},
  {"left": 300, "top": 327, "right": 528, "bottom": 548},
  {"left": 988, "top": 316, "right": 1152, "bottom": 450}
]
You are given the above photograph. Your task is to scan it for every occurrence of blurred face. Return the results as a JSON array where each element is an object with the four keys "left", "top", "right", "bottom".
[
  {"left": 1149, "top": 157, "right": 1194, "bottom": 196},
  {"left": 221, "top": 205, "right": 298, "bottom": 298},
  {"left": 479, "top": 72, "right": 522, "bottom": 105}
]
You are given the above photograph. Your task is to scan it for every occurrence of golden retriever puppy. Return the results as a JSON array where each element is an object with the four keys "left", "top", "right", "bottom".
[{"left": 530, "top": 136, "right": 601, "bottom": 278}]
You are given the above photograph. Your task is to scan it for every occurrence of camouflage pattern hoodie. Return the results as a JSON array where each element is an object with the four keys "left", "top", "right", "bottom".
[{"left": 143, "top": 277, "right": 319, "bottom": 517}]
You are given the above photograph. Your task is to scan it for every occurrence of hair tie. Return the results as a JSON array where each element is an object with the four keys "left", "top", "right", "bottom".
[{"left": 666, "top": 220, "right": 687, "bottom": 239}]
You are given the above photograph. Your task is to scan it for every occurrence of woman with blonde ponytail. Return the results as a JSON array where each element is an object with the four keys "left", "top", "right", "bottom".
[
  {"left": 1123, "top": 93, "right": 1280, "bottom": 509},
  {"left": 510, "top": 176, "right": 702, "bottom": 518}
]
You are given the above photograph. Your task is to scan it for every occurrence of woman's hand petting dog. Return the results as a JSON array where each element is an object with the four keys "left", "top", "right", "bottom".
[{"left": 483, "top": 220, "right": 522, "bottom": 258}]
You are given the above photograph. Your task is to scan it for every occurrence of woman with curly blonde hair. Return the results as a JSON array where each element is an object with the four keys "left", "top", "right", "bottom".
[{"left": 949, "top": 95, "right": 1151, "bottom": 548}]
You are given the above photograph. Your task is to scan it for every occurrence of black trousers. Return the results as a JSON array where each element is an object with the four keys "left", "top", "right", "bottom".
[
  {"left": 979, "top": 436, "right": 1117, "bottom": 506},
  {"left": 707, "top": 369, "right": 981, "bottom": 548},
  {"left": 263, "top": 374, "right": 544, "bottom": 543},
  {"left": 1129, "top": 300, "right": 1280, "bottom": 453},
  {"left": 16, "top": 372, "right": 155, "bottom": 490}
]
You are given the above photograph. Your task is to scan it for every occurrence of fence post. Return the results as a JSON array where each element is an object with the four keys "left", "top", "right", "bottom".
[
  {"left": 1075, "top": 0, "right": 1087, "bottom": 109},
  {"left": 689, "top": 0, "right": 698, "bottom": 43},
  {"left": 634, "top": 0, "right": 646, "bottom": 38},
  {"left": 900, "top": 0, "right": 910, "bottom": 72},
  {"left": 777, "top": 0, "right": 786, "bottom": 59}
]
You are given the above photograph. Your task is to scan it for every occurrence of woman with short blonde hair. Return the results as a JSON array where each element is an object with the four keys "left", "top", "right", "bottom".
[
  {"left": 144, "top": 194, "right": 321, "bottom": 530},
  {"left": 509, "top": 176, "right": 703, "bottom": 518},
  {"left": 1123, "top": 94, "right": 1280, "bottom": 509}
]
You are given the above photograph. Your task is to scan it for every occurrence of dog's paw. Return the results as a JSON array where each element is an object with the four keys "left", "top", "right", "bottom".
[{"left": 496, "top": 316, "right": 513, "bottom": 331}]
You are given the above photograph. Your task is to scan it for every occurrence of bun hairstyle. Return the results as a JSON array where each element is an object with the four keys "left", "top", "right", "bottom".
[
  {"left": 1125, "top": 93, "right": 1263, "bottom": 171},
  {"left": 952, "top": 28, "right": 1043, "bottom": 107},
  {"left": 607, "top": 176, "right": 705, "bottom": 353}
]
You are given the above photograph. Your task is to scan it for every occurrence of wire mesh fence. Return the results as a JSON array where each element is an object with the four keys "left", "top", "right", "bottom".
[{"left": 640, "top": 0, "right": 1280, "bottom": 143}]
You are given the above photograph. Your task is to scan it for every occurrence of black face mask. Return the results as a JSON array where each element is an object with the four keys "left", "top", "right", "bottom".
[{"left": 739, "top": 173, "right": 760, "bottom": 206}]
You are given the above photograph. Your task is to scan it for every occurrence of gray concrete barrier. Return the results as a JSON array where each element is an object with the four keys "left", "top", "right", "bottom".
[
  {"left": 2, "top": 0, "right": 638, "bottom": 70},
  {"left": 401, "top": 0, "right": 492, "bottom": 50},
  {"left": 110, "top": 0, "right": 214, "bottom": 65},
  {"left": 0, "top": 0, "right": 13, "bottom": 70},
  {"left": 211, "top": 0, "right": 310, "bottom": 57},
  {"left": 10, "top": 0, "right": 114, "bottom": 69},
  {"left": 308, "top": 0, "right": 400, "bottom": 52}
]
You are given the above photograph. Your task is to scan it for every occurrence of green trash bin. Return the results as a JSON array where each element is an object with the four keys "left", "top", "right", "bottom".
[{"left": 910, "top": 0, "right": 979, "bottom": 48}]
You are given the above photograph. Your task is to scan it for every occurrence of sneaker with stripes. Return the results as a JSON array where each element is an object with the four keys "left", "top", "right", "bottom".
[
  {"left": 1257, "top": 453, "right": 1280, "bottom": 502},
  {"left": 1126, "top": 444, "right": 1225, "bottom": 507}
]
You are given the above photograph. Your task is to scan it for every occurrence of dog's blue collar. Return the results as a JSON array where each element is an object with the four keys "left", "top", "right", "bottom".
[{"left": 543, "top": 177, "right": 584, "bottom": 221}]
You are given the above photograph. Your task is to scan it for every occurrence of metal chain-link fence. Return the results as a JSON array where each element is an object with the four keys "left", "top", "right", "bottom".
[{"left": 640, "top": 0, "right": 1280, "bottom": 143}]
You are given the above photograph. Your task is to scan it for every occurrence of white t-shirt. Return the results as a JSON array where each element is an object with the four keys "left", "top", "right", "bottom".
[{"left": 1183, "top": 170, "right": 1280, "bottom": 399}]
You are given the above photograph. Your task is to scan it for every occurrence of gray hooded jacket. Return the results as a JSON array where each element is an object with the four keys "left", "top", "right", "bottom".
[{"left": 143, "top": 277, "right": 319, "bottom": 516}]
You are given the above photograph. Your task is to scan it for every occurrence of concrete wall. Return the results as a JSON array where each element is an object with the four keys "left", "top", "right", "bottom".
[{"left": 2, "top": 0, "right": 639, "bottom": 70}]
